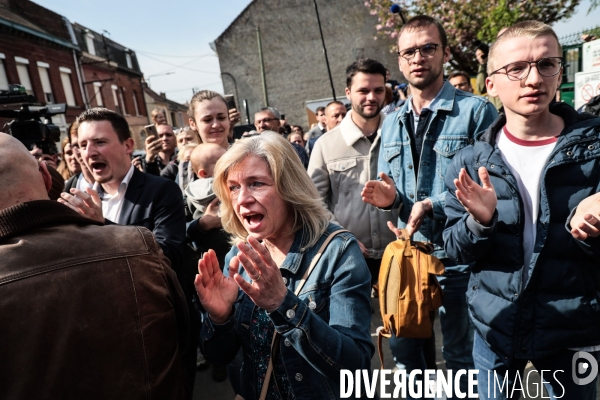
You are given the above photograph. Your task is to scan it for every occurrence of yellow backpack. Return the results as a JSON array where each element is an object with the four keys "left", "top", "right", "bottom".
[{"left": 376, "top": 229, "right": 445, "bottom": 368}]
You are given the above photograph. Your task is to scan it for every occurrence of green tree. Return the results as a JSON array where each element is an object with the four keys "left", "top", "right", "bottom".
[{"left": 365, "top": 0, "right": 581, "bottom": 75}]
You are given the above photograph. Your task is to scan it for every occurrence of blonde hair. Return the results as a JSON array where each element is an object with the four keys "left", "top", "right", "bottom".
[
  {"left": 488, "top": 21, "right": 562, "bottom": 75},
  {"left": 213, "top": 131, "right": 329, "bottom": 248},
  {"left": 176, "top": 125, "right": 201, "bottom": 146},
  {"left": 151, "top": 108, "right": 166, "bottom": 125},
  {"left": 187, "top": 90, "right": 227, "bottom": 122}
]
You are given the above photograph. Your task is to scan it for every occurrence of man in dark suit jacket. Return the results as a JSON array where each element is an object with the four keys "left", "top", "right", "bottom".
[{"left": 59, "top": 108, "right": 185, "bottom": 274}]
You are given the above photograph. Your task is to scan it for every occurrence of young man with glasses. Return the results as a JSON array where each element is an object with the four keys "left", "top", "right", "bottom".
[
  {"left": 444, "top": 21, "right": 600, "bottom": 399},
  {"left": 362, "top": 15, "right": 497, "bottom": 398}
]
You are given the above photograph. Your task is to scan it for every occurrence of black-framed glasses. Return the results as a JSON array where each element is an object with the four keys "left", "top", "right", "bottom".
[
  {"left": 398, "top": 43, "right": 440, "bottom": 60},
  {"left": 490, "top": 57, "right": 564, "bottom": 81}
]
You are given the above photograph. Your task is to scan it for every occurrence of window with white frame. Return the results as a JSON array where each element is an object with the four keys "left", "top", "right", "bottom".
[
  {"left": 132, "top": 90, "right": 139, "bottom": 115},
  {"left": 93, "top": 82, "right": 103, "bottom": 107},
  {"left": 86, "top": 33, "right": 96, "bottom": 56},
  {"left": 59, "top": 67, "right": 76, "bottom": 106},
  {"left": 119, "top": 87, "right": 128, "bottom": 115},
  {"left": 37, "top": 62, "right": 54, "bottom": 103},
  {"left": 125, "top": 53, "right": 133, "bottom": 69},
  {"left": 15, "top": 57, "right": 33, "bottom": 95},
  {"left": 111, "top": 85, "right": 120, "bottom": 114},
  {"left": 0, "top": 53, "right": 9, "bottom": 91}
]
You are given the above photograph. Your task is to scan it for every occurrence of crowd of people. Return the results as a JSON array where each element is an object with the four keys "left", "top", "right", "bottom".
[{"left": 2, "top": 13, "right": 600, "bottom": 400}]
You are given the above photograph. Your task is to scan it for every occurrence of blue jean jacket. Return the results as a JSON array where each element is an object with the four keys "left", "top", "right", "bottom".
[
  {"left": 379, "top": 81, "right": 498, "bottom": 264},
  {"left": 200, "top": 223, "right": 374, "bottom": 400}
]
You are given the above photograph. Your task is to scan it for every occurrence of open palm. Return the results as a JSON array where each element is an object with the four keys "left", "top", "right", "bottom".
[
  {"left": 194, "top": 249, "right": 239, "bottom": 324},
  {"left": 454, "top": 167, "right": 497, "bottom": 226}
]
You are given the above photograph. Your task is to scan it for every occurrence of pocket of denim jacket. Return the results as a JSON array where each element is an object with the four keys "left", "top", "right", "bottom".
[
  {"left": 432, "top": 136, "right": 470, "bottom": 158},
  {"left": 383, "top": 145, "right": 402, "bottom": 163},
  {"left": 299, "top": 285, "right": 330, "bottom": 318}
]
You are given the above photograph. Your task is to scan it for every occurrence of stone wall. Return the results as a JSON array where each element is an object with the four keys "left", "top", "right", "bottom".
[{"left": 214, "top": 0, "right": 400, "bottom": 129}]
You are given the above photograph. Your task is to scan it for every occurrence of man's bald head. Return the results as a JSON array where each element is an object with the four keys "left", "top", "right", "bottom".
[
  {"left": 190, "top": 143, "right": 227, "bottom": 178},
  {"left": 0, "top": 133, "right": 52, "bottom": 210}
]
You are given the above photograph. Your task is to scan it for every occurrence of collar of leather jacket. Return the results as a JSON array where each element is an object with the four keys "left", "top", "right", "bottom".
[{"left": 0, "top": 200, "right": 102, "bottom": 240}]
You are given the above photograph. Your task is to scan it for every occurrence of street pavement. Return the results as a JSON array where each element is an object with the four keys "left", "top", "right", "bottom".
[{"left": 193, "top": 297, "right": 600, "bottom": 399}]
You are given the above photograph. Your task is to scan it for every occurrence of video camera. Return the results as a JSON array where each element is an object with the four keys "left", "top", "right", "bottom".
[{"left": 0, "top": 84, "right": 66, "bottom": 149}]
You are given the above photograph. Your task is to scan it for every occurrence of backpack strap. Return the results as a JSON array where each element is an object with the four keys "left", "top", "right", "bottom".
[{"left": 259, "top": 229, "right": 349, "bottom": 400}]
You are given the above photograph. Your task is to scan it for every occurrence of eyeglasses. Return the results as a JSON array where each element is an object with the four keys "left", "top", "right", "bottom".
[
  {"left": 398, "top": 43, "right": 440, "bottom": 60},
  {"left": 490, "top": 57, "right": 564, "bottom": 81},
  {"left": 255, "top": 118, "right": 278, "bottom": 125}
]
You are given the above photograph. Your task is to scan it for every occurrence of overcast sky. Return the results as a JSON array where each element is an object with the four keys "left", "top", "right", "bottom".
[{"left": 37, "top": 0, "right": 598, "bottom": 105}]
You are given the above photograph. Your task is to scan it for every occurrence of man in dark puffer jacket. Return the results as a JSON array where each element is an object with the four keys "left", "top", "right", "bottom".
[{"left": 444, "top": 21, "right": 600, "bottom": 399}]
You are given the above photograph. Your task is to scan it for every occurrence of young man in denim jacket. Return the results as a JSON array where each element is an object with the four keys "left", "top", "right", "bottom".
[
  {"left": 362, "top": 15, "right": 497, "bottom": 397},
  {"left": 444, "top": 21, "right": 600, "bottom": 399}
]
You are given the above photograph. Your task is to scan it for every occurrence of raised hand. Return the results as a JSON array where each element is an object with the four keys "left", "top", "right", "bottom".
[
  {"left": 144, "top": 135, "right": 162, "bottom": 163},
  {"left": 197, "top": 197, "right": 222, "bottom": 230},
  {"left": 454, "top": 167, "right": 497, "bottom": 226},
  {"left": 228, "top": 108, "right": 241, "bottom": 126},
  {"left": 131, "top": 156, "right": 143, "bottom": 172},
  {"left": 58, "top": 187, "right": 104, "bottom": 223},
  {"left": 570, "top": 192, "right": 600, "bottom": 241},
  {"left": 405, "top": 199, "right": 433, "bottom": 236},
  {"left": 362, "top": 172, "right": 397, "bottom": 208},
  {"left": 232, "top": 236, "right": 288, "bottom": 313},
  {"left": 194, "top": 249, "right": 239, "bottom": 324}
]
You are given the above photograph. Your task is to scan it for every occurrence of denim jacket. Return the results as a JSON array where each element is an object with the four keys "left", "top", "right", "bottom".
[
  {"left": 200, "top": 223, "right": 374, "bottom": 400},
  {"left": 379, "top": 81, "right": 498, "bottom": 262}
]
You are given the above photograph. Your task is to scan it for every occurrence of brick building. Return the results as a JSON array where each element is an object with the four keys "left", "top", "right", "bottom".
[
  {"left": 0, "top": 0, "right": 86, "bottom": 135},
  {"left": 213, "top": 0, "right": 400, "bottom": 129},
  {"left": 72, "top": 23, "right": 148, "bottom": 150}
]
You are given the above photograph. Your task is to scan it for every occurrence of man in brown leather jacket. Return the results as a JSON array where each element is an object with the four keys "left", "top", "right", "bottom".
[{"left": 0, "top": 132, "right": 189, "bottom": 399}]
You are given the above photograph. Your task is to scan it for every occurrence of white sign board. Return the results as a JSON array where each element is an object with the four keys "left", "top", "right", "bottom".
[
  {"left": 583, "top": 39, "right": 600, "bottom": 73},
  {"left": 574, "top": 71, "right": 600, "bottom": 110}
]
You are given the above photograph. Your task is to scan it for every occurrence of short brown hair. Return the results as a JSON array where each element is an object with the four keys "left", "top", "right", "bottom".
[
  {"left": 487, "top": 21, "right": 562, "bottom": 75},
  {"left": 346, "top": 58, "right": 387, "bottom": 88},
  {"left": 448, "top": 71, "right": 471, "bottom": 82},
  {"left": 398, "top": 16, "right": 448, "bottom": 49},
  {"left": 188, "top": 90, "right": 227, "bottom": 122},
  {"left": 76, "top": 108, "right": 131, "bottom": 143}
]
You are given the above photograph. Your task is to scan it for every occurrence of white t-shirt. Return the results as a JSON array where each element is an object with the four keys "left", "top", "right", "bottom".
[
  {"left": 498, "top": 127, "right": 600, "bottom": 353},
  {"left": 497, "top": 126, "right": 557, "bottom": 273}
]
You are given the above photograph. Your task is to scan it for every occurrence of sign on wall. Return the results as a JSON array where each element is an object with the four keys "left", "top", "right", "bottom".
[
  {"left": 583, "top": 39, "right": 600, "bottom": 73},
  {"left": 574, "top": 70, "right": 600, "bottom": 110}
]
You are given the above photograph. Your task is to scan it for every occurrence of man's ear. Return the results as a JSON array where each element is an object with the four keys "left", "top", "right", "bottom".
[
  {"left": 124, "top": 137, "right": 135, "bottom": 154},
  {"left": 39, "top": 161, "right": 52, "bottom": 193},
  {"left": 486, "top": 76, "right": 498, "bottom": 97},
  {"left": 443, "top": 46, "right": 451, "bottom": 64},
  {"left": 198, "top": 169, "right": 209, "bottom": 179},
  {"left": 345, "top": 86, "right": 351, "bottom": 101}
]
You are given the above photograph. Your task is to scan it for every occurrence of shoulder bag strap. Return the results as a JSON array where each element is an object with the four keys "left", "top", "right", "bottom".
[{"left": 259, "top": 229, "right": 349, "bottom": 400}]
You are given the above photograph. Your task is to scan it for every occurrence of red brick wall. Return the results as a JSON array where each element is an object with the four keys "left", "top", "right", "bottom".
[
  {"left": 81, "top": 65, "right": 147, "bottom": 118},
  {"left": 0, "top": 31, "right": 85, "bottom": 126}
]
